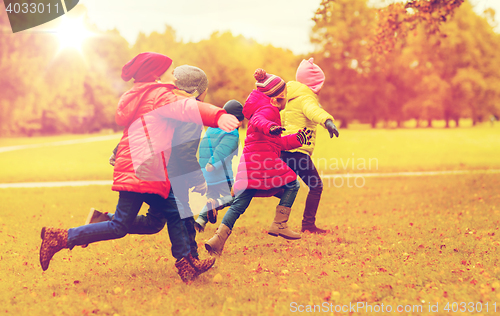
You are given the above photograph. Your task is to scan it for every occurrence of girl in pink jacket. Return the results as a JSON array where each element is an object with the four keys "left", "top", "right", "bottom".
[{"left": 205, "top": 69, "right": 312, "bottom": 255}]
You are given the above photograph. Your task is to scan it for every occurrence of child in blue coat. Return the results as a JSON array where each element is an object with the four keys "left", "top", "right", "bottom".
[{"left": 194, "top": 100, "right": 244, "bottom": 231}]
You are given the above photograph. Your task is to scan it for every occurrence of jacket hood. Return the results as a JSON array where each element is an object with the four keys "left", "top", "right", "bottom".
[
  {"left": 115, "top": 82, "right": 175, "bottom": 126},
  {"left": 243, "top": 90, "right": 272, "bottom": 120},
  {"left": 287, "top": 81, "right": 317, "bottom": 102}
]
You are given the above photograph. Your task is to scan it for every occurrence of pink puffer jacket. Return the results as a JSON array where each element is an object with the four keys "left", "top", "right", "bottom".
[
  {"left": 112, "top": 82, "right": 224, "bottom": 199},
  {"left": 233, "top": 90, "right": 302, "bottom": 195}
]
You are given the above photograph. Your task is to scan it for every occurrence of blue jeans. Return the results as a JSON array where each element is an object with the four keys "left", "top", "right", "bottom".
[
  {"left": 172, "top": 193, "right": 199, "bottom": 258},
  {"left": 221, "top": 179, "right": 300, "bottom": 230},
  {"left": 198, "top": 182, "right": 232, "bottom": 222},
  {"left": 67, "top": 191, "right": 190, "bottom": 260}
]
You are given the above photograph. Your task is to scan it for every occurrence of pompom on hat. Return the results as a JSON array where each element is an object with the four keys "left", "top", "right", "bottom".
[
  {"left": 173, "top": 65, "right": 208, "bottom": 98},
  {"left": 254, "top": 68, "right": 286, "bottom": 98},
  {"left": 121, "top": 52, "right": 173, "bottom": 83},
  {"left": 295, "top": 58, "right": 325, "bottom": 93}
]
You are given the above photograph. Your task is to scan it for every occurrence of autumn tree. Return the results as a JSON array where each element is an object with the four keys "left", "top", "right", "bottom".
[{"left": 310, "top": 0, "right": 376, "bottom": 128}]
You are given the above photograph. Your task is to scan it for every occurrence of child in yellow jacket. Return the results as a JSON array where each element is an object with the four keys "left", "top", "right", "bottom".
[{"left": 280, "top": 58, "right": 339, "bottom": 234}]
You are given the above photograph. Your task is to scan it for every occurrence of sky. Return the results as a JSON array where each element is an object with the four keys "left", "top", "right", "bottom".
[
  {"left": 79, "top": 0, "right": 500, "bottom": 55},
  {"left": 79, "top": 0, "right": 322, "bottom": 55}
]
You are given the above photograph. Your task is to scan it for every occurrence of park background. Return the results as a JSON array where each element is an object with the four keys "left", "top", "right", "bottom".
[
  {"left": 1, "top": 0, "right": 500, "bottom": 135},
  {"left": 1, "top": 0, "right": 500, "bottom": 315}
]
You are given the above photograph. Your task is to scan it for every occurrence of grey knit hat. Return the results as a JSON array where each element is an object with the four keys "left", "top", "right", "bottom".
[{"left": 174, "top": 65, "right": 208, "bottom": 98}]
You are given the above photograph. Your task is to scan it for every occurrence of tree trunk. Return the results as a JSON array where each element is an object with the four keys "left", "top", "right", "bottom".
[
  {"left": 371, "top": 116, "right": 377, "bottom": 129},
  {"left": 454, "top": 118, "right": 459, "bottom": 127},
  {"left": 427, "top": 119, "right": 432, "bottom": 128}
]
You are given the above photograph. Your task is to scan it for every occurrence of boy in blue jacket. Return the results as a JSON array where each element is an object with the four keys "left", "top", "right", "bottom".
[{"left": 194, "top": 100, "right": 244, "bottom": 232}]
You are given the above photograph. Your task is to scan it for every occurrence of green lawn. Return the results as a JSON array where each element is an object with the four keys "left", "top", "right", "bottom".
[
  {"left": 1, "top": 126, "right": 500, "bottom": 315},
  {"left": 1, "top": 173, "right": 499, "bottom": 315},
  {"left": 0, "top": 124, "right": 499, "bottom": 183}
]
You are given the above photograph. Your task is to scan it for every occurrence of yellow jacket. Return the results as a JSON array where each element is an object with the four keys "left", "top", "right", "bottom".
[{"left": 281, "top": 81, "right": 334, "bottom": 156}]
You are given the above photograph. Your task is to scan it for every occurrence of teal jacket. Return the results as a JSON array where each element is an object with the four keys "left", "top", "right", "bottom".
[{"left": 198, "top": 127, "right": 239, "bottom": 185}]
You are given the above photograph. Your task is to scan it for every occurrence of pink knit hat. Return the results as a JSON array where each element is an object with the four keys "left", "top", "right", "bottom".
[
  {"left": 295, "top": 58, "right": 325, "bottom": 93},
  {"left": 121, "top": 52, "right": 173, "bottom": 83}
]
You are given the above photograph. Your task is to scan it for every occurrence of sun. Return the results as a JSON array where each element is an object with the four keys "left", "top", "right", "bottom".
[{"left": 55, "top": 16, "right": 93, "bottom": 52}]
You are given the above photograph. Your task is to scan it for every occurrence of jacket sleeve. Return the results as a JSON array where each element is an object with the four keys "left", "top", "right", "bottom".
[
  {"left": 155, "top": 91, "right": 225, "bottom": 128},
  {"left": 301, "top": 95, "right": 335, "bottom": 128},
  {"left": 280, "top": 134, "right": 302, "bottom": 151},
  {"left": 249, "top": 108, "right": 276, "bottom": 135},
  {"left": 210, "top": 132, "right": 239, "bottom": 169}
]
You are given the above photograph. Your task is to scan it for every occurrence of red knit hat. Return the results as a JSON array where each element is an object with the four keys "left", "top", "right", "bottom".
[
  {"left": 121, "top": 52, "right": 173, "bottom": 83},
  {"left": 254, "top": 68, "right": 286, "bottom": 97},
  {"left": 296, "top": 58, "right": 325, "bottom": 93}
]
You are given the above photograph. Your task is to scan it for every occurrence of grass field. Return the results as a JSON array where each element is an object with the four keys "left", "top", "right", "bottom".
[{"left": 1, "top": 125, "right": 500, "bottom": 315}]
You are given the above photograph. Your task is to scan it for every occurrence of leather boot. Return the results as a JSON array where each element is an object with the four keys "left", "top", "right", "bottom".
[
  {"left": 268, "top": 206, "right": 301, "bottom": 240},
  {"left": 188, "top": 253, "right": 215, "bottom": 273},
  {"left": 39, "top": 227, "right": 68, "bottom": 271},
  {"left": 175, "top": 257, "right": 198, "bottom": 283},
  {"left": 302, "top": 225, "right": 328, "bottom": 234},
  {"left": 85, "top": 208, "right": 111, "bottom": 225},
  {"left": 82, "top": 208, "right": 111, "bottom": 248},
  {"left": 205, "top": 223, "right": 231, "bottom": 256}
]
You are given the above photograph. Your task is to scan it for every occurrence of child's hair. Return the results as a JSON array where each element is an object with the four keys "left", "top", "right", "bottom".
[
  {"left": 296, "top": 58, "right": 325, "bottom": 93},
  {"left": 254, "top": 68, "right": 285, "bottom": 98},
  {"left": 223, "top": 100, "right": 244, "bottom": 122},
  {"left": 174, "top": 65, "right": 208, "bottom": 99}
]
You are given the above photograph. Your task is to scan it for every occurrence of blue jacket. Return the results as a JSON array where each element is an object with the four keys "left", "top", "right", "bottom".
[{"left": 199, "top": 127, "right": 239, "bottom": 185}]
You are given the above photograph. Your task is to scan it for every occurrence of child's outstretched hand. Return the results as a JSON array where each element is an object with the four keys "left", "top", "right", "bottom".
[
  {"left": 217, "top": 114, "right": 239, "bottom": 132},
  {"left": 296, "top": 127, "right": 313, "bottom": 145},
  {"left": 325, "top": 119, "right": 339, "bottom": 138},
  {"left": 269, "top": 125, "right": 286, "bottom": 135}
]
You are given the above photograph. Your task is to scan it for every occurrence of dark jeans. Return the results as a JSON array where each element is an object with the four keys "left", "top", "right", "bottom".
[
  {"left": 281, "top": 151, "right": 324, "bottom": 228},
  {"left": 67, "top": 191, "right": 190, "bottom": 260},
  {"left": 198, "top": 182, "right": 233, "bottom": 223},
  {"left": 221, "top": 179, "right": 300, "bottom": 230},
  {"left": 170, "top": 176, "right": 199, "bottom": 257}
]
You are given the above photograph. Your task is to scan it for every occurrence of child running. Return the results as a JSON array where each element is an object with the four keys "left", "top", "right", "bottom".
[
  {"left": 204, "top": 68, "right": 312, "bottom": 255},
  {"left": 280, "top": 58, "right": 339, "bottom": 234},
  {"left": 194, "top": 99, "right": 244, "bottom": 232},
  {"left": 39, "top": 52, "right": 239, "bottom": 282}
]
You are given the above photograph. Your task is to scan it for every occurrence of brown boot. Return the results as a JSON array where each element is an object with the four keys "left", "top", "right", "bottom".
[
  {"left": 175, "top": 257, "right": 198, "bottom": 283},
  {"left": 268, "top": 206, "right": 301, "bottom": 240},
  {"left": 39, "top": 227, "right": 68, "bottom": 271},
  {"left": 188, "top": 254, "right": 216, "bottom": 273},
  {"left": 205, "top": 223, "right": 231, "bottom": 256}
]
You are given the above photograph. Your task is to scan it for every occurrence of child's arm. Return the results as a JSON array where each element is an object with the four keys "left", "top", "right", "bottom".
[
  {"left": 280, "top": 128, "right": 312, "bottom": 151},
  {"left": 248, "top": 109, "right": 276, "bottom": 135},
  {"left": 208, "top": 132, "right": 239, "bottom": 169},
  {"left": 154, "top": 91, "right": 238, "bottom": 131},
  {"left": 301, "top": 95, "right": 335, "bottom": 129}
]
